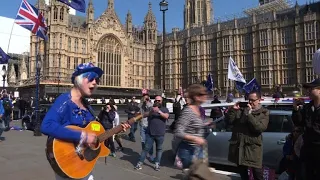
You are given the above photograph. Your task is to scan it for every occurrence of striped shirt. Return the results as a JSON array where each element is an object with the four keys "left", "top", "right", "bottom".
[{"left": 174, "top": 106, "right": 205, "bottom": 144}]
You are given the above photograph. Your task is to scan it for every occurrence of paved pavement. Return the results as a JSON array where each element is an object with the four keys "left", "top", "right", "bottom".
[{"left": 0, "top": 119, "right": 240, "bottom": 180}]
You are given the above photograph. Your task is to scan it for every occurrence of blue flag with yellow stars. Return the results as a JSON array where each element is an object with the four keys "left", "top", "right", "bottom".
[{"left": 57, "top": 0, "right": 86, "bottom": 13}]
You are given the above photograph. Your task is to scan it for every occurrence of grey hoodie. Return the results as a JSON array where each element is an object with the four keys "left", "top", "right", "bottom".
[{"left": 139, "top": 101, "right": 153, "bottom": 127}]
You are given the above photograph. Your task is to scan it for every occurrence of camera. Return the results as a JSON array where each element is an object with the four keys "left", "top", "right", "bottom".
[
  {"left": 239, "top": 102, "right": 248, "bottom": 108},
  {"left": 295, "top": 98, "right": 305, "bottom": 106},
  {"left": 153, "top": 101, "right": 162, "bottom": 108}
]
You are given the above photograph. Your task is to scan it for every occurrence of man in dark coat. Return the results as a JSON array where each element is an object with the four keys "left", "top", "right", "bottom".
[
  {"left": 292, "top": 78, "right": 320, "bottom": 180},
  {"left": 226, "top": 91, "right": 269, "bottom": 180}
]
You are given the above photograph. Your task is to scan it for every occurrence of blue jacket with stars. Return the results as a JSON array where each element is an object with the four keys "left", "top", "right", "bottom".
[{"left": 41, "top": 92, "right": 95, "bottom": 142}]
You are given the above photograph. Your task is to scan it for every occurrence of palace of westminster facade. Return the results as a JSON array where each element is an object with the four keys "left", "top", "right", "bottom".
[{"left": 11, "top": 0, "right": 320, "bottom": 96}]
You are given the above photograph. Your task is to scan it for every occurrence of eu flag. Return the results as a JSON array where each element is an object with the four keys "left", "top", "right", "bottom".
[
  {"left": 205, "top": 74, "right": 214, "bottom": 92},
  {"left": 243, "top": 78, "right": 261, "bottom": 93},
  {"left": 57, "top": 0, "right": 86, "bottom": 13},
  {"left": 235, "top": 81, "right": 246, "bottom": 93},
  {"left": 0, "top": 48, "right": 10, "bottom": 64}
]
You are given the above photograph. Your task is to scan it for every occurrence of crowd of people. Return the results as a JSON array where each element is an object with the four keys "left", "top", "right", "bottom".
[{"left": 0, "top": 61, "right": 318, "bottom": 180}]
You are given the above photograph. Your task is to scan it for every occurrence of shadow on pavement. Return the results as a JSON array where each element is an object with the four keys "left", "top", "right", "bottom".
[
  {"left": 119, "top": 147, "right": 140, "bottom": 166},
  {"left": 160, "top": 150, "right": 175, "bottom": 167},
  {"left": 170, "top": 173, "right": 185, "bottom": 179}
]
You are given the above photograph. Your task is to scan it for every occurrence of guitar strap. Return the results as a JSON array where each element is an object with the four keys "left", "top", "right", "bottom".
[{"left": 82, "top": 97, "right": 99, "bottom": 121}]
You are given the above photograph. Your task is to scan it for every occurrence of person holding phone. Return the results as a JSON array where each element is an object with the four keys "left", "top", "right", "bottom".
[
  {"left": 226, "top": 91, "right": 269, "bottom": 180},
  {"left": 98, "top": 103, "right": 116, "bottom": 157}
]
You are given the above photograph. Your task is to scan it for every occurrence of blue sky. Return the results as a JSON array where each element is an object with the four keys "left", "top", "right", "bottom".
[{"left": 0, "top": 0, "right": 309, "bottom": 32}]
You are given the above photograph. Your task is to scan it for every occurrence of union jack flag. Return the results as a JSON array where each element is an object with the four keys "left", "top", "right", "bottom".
[{"left": 15, "top": 0, "right": 48, "bottom": 40}]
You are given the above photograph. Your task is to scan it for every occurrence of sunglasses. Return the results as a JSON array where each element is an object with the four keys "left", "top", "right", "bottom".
[
  {"left": 82, "top": 72, "right": 100, "bottom": 84},
  {"left": 155, "top": 100, "right": 161, "bottom": 102},
  {"left": 198, "top": 93, "right": 207, "bottom": 96}
]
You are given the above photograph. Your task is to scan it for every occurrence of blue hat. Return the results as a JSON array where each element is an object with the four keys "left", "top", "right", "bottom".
[{"left": 71, "top": 62, "right": 103, "bottom": 83}]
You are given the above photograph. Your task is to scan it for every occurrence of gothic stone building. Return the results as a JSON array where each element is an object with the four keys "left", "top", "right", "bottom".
[
  {"left": 23, "top": 0, "right": 160, "bottom": 97},
  {"left": 155, "top": 0, "right": 320, "bottom": 95}
]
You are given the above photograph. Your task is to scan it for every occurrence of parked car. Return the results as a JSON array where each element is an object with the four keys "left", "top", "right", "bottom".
[{"left": 172, "top": 109, "right": 293, "bottom": 171}]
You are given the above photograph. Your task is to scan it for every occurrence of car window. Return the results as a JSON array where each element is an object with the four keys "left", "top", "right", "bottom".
[
  {"left": 211, "top": 114, "right": 293, "bottom": 133},
  {"left": 266, "top": 115, "right": 293, "bottom": 132},
  {"left": 281, "top": 115, "right": 293, "bottom": 132}
]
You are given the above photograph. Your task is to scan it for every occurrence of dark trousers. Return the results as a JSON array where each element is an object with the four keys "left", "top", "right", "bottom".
[
  {"left": 104, "top": 132, "right": 115, "bottom": 153},
  {"left": 114, "top": 134, "right": 123, "bottom": 148},
  {"left": 129, "top": 122, "right": 138, "bottom": 140},
  {"left": 238, "top": 166, "right": 263, "bottom": 180},
  {"left": 20, "top": 108, "right": 26, "bottom": 118},
  {"left": 302, "top": 145, "right": 320, "bottom": 180}
]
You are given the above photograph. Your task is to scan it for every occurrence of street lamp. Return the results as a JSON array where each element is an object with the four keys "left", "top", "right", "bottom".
[
  {"left": 58, "top": 52, "right": 61, "bottom": 95},
  {"left": 34, "top": 56, "right": 42, "bottom": 136},
  {"left": 160, "top": 0, "right": 168, "bottom": 95},
  {"left": 0, "top": 65, "right": 7, "bottom": 89}
]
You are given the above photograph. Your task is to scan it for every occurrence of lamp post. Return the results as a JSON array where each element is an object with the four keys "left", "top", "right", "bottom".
[
  {"left": 58, "top": 52, "right": 61, "bottom": 95},
  {"left": 0, "top": 65, "right": 7, "bottom": 89},
  {"left": 160, "top": 0, "right": 168, "bottom": 95},
  {"left": 34, "top": 56, "right": 42, "bottom": 136}
]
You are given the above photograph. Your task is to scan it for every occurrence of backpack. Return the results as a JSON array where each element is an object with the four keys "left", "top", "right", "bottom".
[
  {"left": 3, "top": 99, "right": 12, "bottom": 113},
  {"left": 173, "top": 97, "right": 182, "bottom": 114}
]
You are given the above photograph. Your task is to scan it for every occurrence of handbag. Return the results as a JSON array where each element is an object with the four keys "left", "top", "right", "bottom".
[{"left": 185, "top": 144, "right": 216, "bottom": 180}]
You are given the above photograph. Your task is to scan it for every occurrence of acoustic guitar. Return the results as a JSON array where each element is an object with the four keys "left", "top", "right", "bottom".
[{"left": 45, "top": 114, "right": 143, "bottom": 179}]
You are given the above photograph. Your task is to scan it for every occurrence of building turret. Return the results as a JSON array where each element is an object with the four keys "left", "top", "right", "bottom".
[
  {"left": 87, "top": 0, "right": 94, "bottom": 26},
  {"left": 144, "top": 2, "right": 157, "bottom": 43}
]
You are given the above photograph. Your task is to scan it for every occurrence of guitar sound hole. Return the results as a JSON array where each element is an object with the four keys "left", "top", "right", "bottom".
[
  {"left": 73, "top": 143, "right": 101, "bottom": 162},
  {"left": 83, "top": 146, "right": 101, "bottom": 161}
]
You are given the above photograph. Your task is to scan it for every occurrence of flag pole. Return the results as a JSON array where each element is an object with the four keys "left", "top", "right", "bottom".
[
  {"left": 34, "top": 0, "right": 41, "bottom": 136},
  {"left": 7, "top": 0, "right": 22, "bottom": 54}
]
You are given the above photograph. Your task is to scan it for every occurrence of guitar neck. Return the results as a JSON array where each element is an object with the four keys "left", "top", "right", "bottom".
[{"left": 97, "top": 114, "right": 142, "bottom": 143}]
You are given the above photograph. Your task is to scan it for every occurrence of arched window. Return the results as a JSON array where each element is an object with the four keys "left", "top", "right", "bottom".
[
  {"left": 82, "top": 40, "right": 86, "bottom": 54},
  {"left": 52, "top": 33, "right": 56, "bottom": 49},
  {"left": 68, "top": 37, "right": 71, "bottom": 51},
  {"left": 60, "top": 7, "right": 64, "bottom": 21},
  {"left": 59, "top": 34, "right": 62, "bottom": 49},
  {"left": 97, "top": 36, "right": 122, "bottom": 86},
  {"left": 74, "top": 38, "right": 78, "bottom": 52},
  {"left": 54, "top": 7, "right": 58, "bottom": 21}
]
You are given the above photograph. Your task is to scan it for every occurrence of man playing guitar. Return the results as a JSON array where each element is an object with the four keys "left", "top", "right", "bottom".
[{"left": 41, "top": 62, "right": 130, "bottom": 180}]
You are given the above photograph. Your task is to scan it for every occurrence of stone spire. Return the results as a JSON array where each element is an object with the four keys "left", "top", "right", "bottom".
[
  {"left": 108, "top": 0, "right": 114, "bottom": 10},
  {"left": 144, "top": 2, "right": 156, "bottom": 23},
  {"left": 9, "top": 64, "right": 16, "bottom": 84}
]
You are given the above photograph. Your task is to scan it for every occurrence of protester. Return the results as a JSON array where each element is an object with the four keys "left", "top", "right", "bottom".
[
  {"left": 226, "top": 91, "right": 269, "bottom": 180},
  {"left": 41, "top": 62, "right": 131, "bottom": 180},
  {"left": 174, "top": 84, "right": 208, "bottom": 169},
  {"left": 134, "top": 96, "right": 169, "bottom": 171},
  {"left": 292, "top": 78, "right": 320, "bottom": 180},
  {"left": 139, "top": 93, "right": 154, "bottom": 161},
  {"left": 98, "top": 103, "right": 116, "bottom": 157},
  {"left": 125, "top": 96, "right": 140, "bottom": 142}
]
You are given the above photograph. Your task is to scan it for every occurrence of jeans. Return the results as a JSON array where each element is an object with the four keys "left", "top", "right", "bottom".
[
  {"left": 177, "top": 141, "right": 203, "bottom": 169},
  {"left": 140, "top": 125, "right": 153, "bottom": 156},
  {"left": 139, "top": 133, "right": 164, "bottom": 164},
  {"left": 3, "top": 114, "right": 10, "bottom": 129},
  {"left": 0, "top": 119, "right": 5, "bottom": 137},
  {"left": 105, "top": 137, "right": 115, "bottom": 153},
  {"left": 129, "top": 122, "right": 138, "bottom": 140}
]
